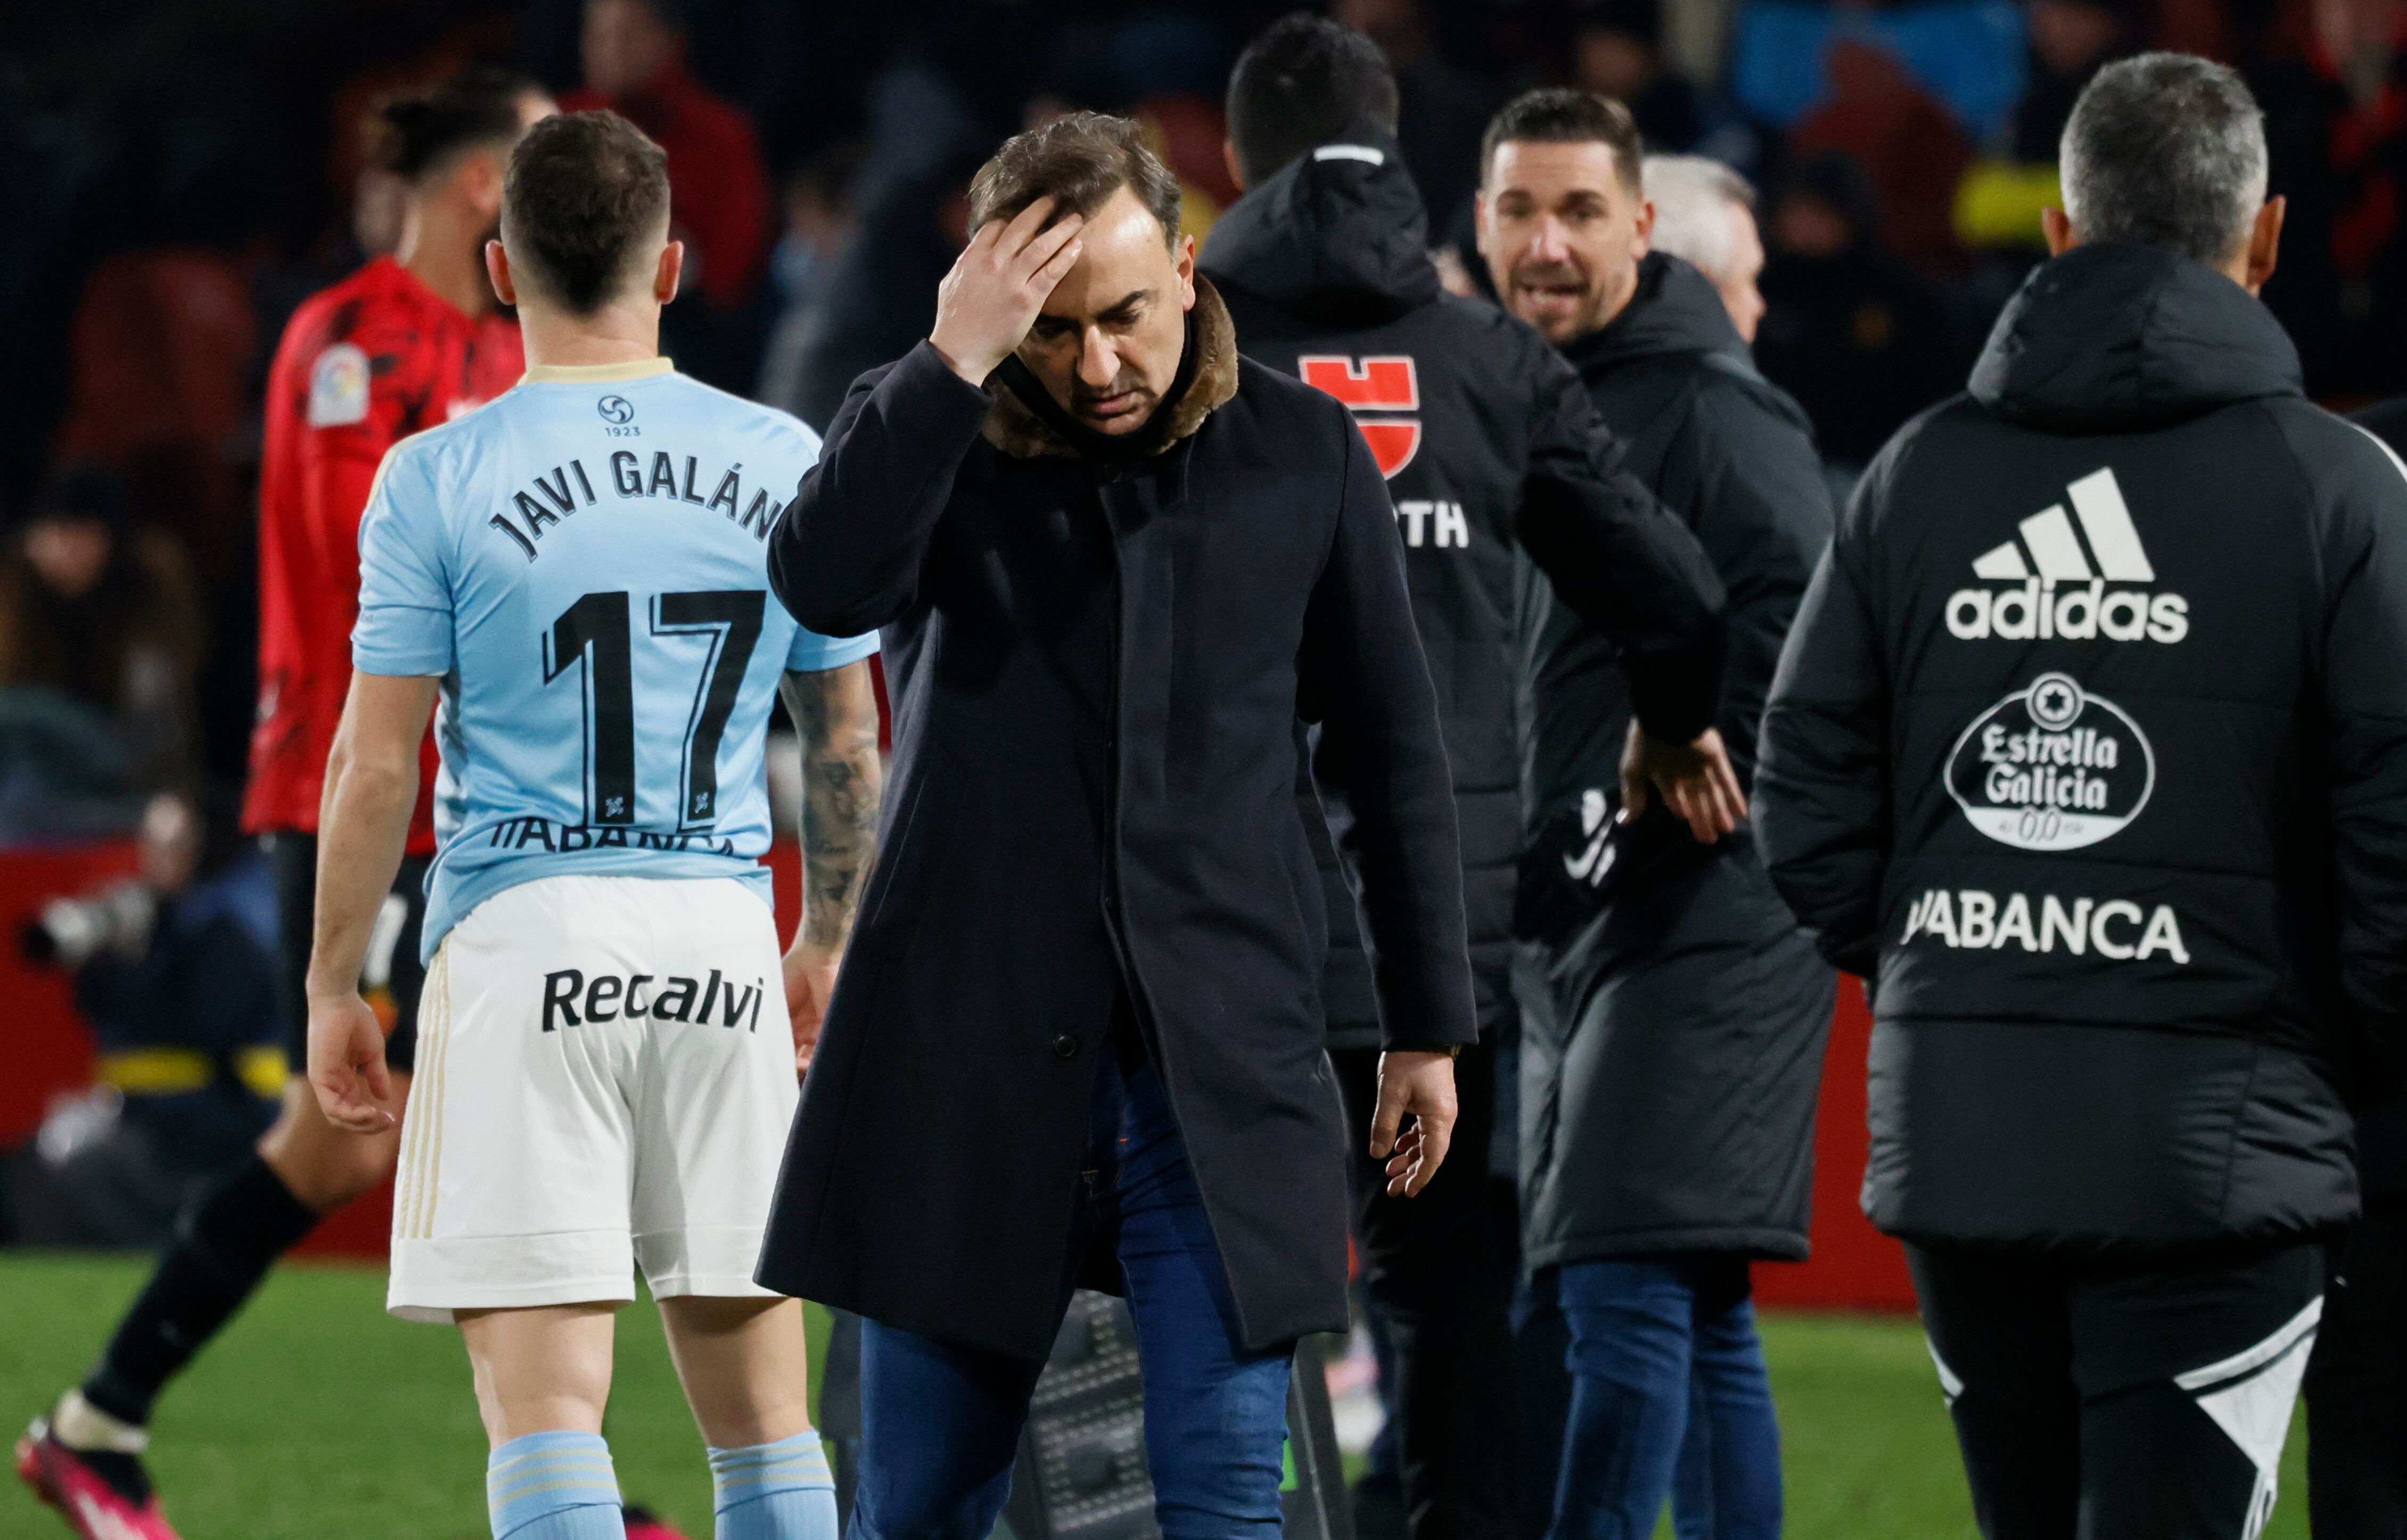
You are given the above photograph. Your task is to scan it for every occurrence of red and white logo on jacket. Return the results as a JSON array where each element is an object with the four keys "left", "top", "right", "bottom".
[{"left": 1300, "top": 355, "right": 1421, "bottom": 478}]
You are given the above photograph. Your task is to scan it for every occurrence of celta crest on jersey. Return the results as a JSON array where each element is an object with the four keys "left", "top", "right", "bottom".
[
  {"left": 1945, "top": 467, "right": 2190, "bottom": 644},
  {"left": 1301, "top": 354, "right": 1422, "bottom": 477}
]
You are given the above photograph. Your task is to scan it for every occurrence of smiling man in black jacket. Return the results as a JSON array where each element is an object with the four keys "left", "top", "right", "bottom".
[
  {"left": 1472, "top": 87, "right": 1837, "bottom": 1540},
  {"left": 1201, "top": 19, "right": 1739, "bottom": 1538},
  {"left": 1757, "top": 54, "right": 2407, "bottom": 1538}
]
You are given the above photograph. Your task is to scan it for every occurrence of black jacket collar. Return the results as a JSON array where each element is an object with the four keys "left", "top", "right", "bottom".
[
  {"left": 1561, "top": 253, "right": 1751, "bottom": 381},
  {"left": 1196, "top": 126, "right": 1440, "bottom": 327},
  {"left": 1969, "top": 242, "right": 2303, "bottom": 434}
]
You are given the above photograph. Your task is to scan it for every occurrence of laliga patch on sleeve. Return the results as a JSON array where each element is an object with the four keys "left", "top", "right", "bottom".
[{"left": 307, "top": 342, "right": 372, "bottom": 427}]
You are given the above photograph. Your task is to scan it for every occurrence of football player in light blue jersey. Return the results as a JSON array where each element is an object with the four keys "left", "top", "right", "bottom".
[{"left": 307, "top": 111, "right": 872, "bottom": 1540}]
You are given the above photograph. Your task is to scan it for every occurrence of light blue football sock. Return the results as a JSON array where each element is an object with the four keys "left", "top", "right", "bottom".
[
  {"left": 707, "top": 1432, "right": 836, "bottom": 1540},
  {"left": 487, "top": 1429, "right": 626, "bottom": 1540}
]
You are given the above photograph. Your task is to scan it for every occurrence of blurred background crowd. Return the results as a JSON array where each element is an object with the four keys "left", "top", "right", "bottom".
[
  {"left": 0, "top": 0, "right": 2396, "bottom": 1239},
  {"left": 11, "top": 0, "right": 2407, "bottom": 823},
  {"left": 0, "top": 4, "right": 2395, "bottom": 1531}
]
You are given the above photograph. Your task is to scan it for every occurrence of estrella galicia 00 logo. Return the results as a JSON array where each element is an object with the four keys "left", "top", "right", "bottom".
[
  {"left": 597, "top": 395, "right": 635, "bottom": 425},
  {"left": 1944, "top": 672, "right": 2154, "bottom": 851}
]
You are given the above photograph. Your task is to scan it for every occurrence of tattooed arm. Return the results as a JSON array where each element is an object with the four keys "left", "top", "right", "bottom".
[{"left": 780, "top": 659, "right": 884, "bottom": 1070}]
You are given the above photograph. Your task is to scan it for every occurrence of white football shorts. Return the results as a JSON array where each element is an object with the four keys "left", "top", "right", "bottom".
[{"left": 387, "top": 874, "right": 795, "bottom": 1322}]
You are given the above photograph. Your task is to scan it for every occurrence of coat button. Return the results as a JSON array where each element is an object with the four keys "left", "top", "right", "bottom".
[{"left": 1053, "top": 1033, "right": 1082, "bottom": 1060}]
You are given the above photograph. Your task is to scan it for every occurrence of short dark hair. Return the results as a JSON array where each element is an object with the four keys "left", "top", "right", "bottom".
[
  {"left": 1479, "top": 88, "right": 1645, "bottom": 195},
  {"left": 966, "top": 111, "right": 1184, "bottom": 248},
  {"left": 2061, "top": 52, "right": 2267, "bottom": 264},
  {"left": 500, "top": 110, "right": 671, "bottom": 316},
  {"left": 1226, "top": 14, "right": 1400, "bottom": 187},
  {"left": 366, "top": 63, "right": 538, "bottom": 180}
]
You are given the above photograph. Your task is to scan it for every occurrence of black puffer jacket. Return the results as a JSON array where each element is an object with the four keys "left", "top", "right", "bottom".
[
  {"left": 1757, "top": 243, "right": 2407, "bottom": 1254},
  {"left": 1514, "top": 253, "right": 1837, "bottom": 1266},
  {"left": 2337, "top": 394, "right": 2407, "bottom": 1203},
  {"left": 1202, "top": 134, "right": 1728, "bottom": 1047}
]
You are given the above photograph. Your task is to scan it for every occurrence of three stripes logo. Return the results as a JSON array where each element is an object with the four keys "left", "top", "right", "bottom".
[
  {"left": 1300, "top": 355, "right": 1422, "bottom": 478},
  {"left": 1945, "top": 467, "right": 2189, "bottom": 645}
]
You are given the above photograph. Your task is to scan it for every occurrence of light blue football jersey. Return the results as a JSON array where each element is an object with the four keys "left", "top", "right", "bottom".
[{"left": 352, "top": 358, "right": 877, "bottom": 961}]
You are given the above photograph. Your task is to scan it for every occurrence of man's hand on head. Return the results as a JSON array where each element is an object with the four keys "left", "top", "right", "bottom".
[
  {"left": 1620, "top": 721, "right": 1747, "bottom": 845},
  {"left": 929, "top": 196, "right": 1086, "bottom": 388},
  {"left": 1370, "top": 1049, "right": 1459, "bottom": 1198}
]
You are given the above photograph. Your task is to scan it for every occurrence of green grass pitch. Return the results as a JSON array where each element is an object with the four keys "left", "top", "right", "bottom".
[{"left": 0, "top": 1252, "right": 2313, "bottom": 1539}]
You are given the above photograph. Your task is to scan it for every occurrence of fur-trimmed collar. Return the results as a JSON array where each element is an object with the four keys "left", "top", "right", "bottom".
[{"left": 980, "top": 277, "right": 1240, "bottom": 460}]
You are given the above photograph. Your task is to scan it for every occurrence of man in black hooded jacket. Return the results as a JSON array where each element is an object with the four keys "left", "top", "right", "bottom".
[
  {"left": 1473, "top": 87, "right": 1836, "bottom": 1540},
  {"left": 1756, "top": 54, "right": 2407, "bottom": 1537},
  {"left": 1201, "top": 18, "right": 1739, "bottom": 1540}
]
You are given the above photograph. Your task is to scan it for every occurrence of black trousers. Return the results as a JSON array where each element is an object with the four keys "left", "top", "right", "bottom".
[
  {"left": 1909, "top": 1239, "right": 2325, "bottom": 1540},
  {"left": 270, "top": 833, "right": 428, "bottom": 1072},
  {"left": 1334, "top": 1040, "right": 1520, "bottom": 1540},
  {"left": 2305, "top": 1197, "right": 2407, "bottom": 1540}
]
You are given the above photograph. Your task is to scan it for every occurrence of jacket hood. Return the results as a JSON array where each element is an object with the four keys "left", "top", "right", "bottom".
[
  {"left": 1196, "top": 127, "right": 1441, "bottom": 326},
  {"left": 982, "top": 277, "right": 1242, "bottom": 462},
  {"left": 1561, "top": 253, "right": 1749, "bottom": 379},
  {"left": 1968, "top": 242, "right": 2303, "bottom": 434}
]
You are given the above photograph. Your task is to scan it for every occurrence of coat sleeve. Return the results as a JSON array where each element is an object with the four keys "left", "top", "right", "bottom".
[
  {"left": 1753, "top": 457, "right": 1893, "bottom": 978},
  {"left": 2316, "top": 425, "right": 2407, "bottom": 1080},
  {"left": 1675, "top": 383, "right": 1837, "bottom": 790},
  {"left": 1299, "top": 413, "right": 1480, "bottom": 1051},
  {"left": 768, "top": 343, "right": 993, "bottom": 637},
  {"left": 1515, "top": 350, "right": 1729, "bottom": 744}
]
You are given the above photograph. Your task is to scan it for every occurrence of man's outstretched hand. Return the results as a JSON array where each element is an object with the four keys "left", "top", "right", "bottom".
[
  {"left": 1620, "top": 722, "right": 1747, "bottom": 845},
  {"left": 929, "top": 195, "right": 1085, "bottom": 388},
  {"left": 1369, "top": 1050, "right": 1459, "bottom": 1198}
]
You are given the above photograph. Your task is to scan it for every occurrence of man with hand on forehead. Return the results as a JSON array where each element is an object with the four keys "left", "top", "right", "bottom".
[{"left": 753, "top": 112, "right": 1646, "bottom": 1535}]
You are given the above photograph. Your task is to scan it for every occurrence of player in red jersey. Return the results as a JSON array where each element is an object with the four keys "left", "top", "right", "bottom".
[{"left": 17, "top": 66, "right": 556, "bottom": 1540}]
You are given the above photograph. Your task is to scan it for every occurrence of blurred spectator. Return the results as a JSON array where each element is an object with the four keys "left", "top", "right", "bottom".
[
  {"left": 50, "top": 242, "right": 256, "bottom": 588},
  {"left": 2012, "top": 0, "right": 2137, "bottom": 161},
  {"left": 1140, "top": 97, "right": 1242, "bottom": 239},
  {"left": 787, "top": 145, "right": 982, "bottom": 431},
  {"left": 1755, "top": 151, "right": 1967, "bottom": 476},
  {"left": 566, "top": 0, "right": 769, "bottom": 308},
  {"left": 1730, "top": 0, "right": 2030, "bottom": 149},
  {"left": 1575, "top": 0, "right": 1705, "bottom": 153},
  {"left": 1953, "top": 0, "right": 2137, "bottom": 325},
  {"left": 2254, "top": 0, "right": 2407, "bottom": 397},
  {"left": 757, "top": 143, "right": 865, "bottom": 413},
  {"left": 562, "top": 0, "right": 771, "bottom": 386},
  {"left": 1644, "top": 153, "right": 1768, "bottom": 339},
  {"left": 1109, "top": 10, "right": 1245, "bottom": 227},
  {"left": 1791, "top": 37, "right": 1974, "bottom": 273},
  {"left": 1337, "top": 0, "right": 1499, "bottom": 234},
  {"left": 0, "top": 467, "right": 204, "bottom": 810},
  {"left": 5, "top": 790, "right": 282, "bottom": 1247}
]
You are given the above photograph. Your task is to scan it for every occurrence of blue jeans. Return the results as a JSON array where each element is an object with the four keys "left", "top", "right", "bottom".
[
  {"left": 1548, "top": 1257, "right": 1782, "bottom": 1540},
  {"left": 851, "top": 1052, "right": 1294, "bottom": 1540}
]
